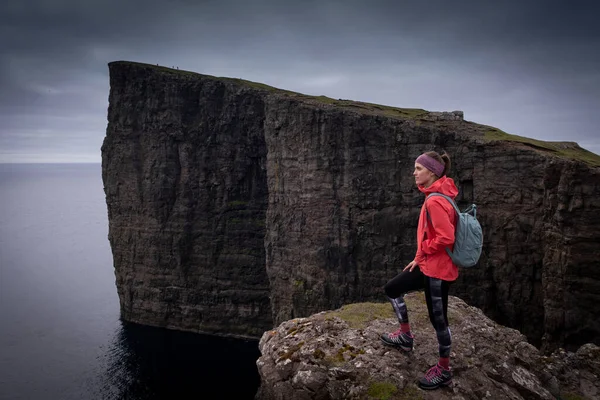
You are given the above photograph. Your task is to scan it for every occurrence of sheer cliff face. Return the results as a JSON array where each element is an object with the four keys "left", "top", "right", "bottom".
[
  {"left": 103, "top": 61, "right": 600, "bottom": 349},
  {"left": 102, "top": 63, "right": 272, "bottom": 337},
  {"left": 262, "top": 97, "right": 600, "bottom": 350}
]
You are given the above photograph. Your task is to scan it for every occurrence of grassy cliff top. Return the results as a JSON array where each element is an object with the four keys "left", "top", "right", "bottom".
[
  {"left": 483, "top": 126, "right": 600, "bottom": 167},
  {"left": 109, "top": 61, "right": 600, "bottom": 167}
]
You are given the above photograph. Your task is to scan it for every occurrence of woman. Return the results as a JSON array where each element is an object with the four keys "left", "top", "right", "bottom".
[{"left": 381, "top": 151, "right": 458, "bottom": 390}]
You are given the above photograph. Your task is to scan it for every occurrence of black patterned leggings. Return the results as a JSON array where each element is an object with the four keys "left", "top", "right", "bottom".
[{"left": 384, "top": 267, "right": 451, "bottom": 358}]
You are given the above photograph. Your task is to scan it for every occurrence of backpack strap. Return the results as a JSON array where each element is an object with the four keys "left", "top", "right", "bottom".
[
  {"left": 425, "top": 193, "right": 459, "bottom": 227},
  {"left": 428, "top": 193, "right": 478, "bottom": 219},
  {"left": 427, "top": 193, "right": 460, "bottom": 215},
  {"left": 425, "top": 193, "right": 459, "bottom": 260}
]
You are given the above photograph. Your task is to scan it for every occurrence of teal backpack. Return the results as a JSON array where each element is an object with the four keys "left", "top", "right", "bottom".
[{"left": 426, "top": 193, "right": 483, "bottom": 268}]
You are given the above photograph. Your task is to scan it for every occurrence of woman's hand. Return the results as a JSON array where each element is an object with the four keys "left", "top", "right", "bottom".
[{"left": 403, "top": 260, "right": 419, "bottom": 272}]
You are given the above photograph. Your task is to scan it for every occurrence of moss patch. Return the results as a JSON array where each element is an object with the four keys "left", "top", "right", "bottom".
[
  {"left": 396, "top": 385, "right": 424, "bottom": 400},
  {"left": 227, "top": 200, "right": 248, "bottom": 207},
  {"left": 287, "top": 326, "right": 299, "bottom": 335},
  {"left": 286, "top": 320, "right": 313, "bottom": 336},
  {"left": 313, "top": 348, "right": 326, "bottom": 360},
  {"left": 325, "top": 343, "right": 366, "bottom": 365},
  {"left": 367, "top": 381, "right": 398, "bottom": 400},
  {"left": 560, "top": 393, "right": 587, "bottom": 400},
  {"left": 276, "top": 341, "right": 305, "bottom": 362},
  {"left": 324, "top": 302, "right": 395, "bottom": 329},
  {"left": 483, "top": 126, "right": 600, "bottom": 167}
]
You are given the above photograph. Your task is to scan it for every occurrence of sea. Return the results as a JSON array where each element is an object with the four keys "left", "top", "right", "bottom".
[{"left": 0, "top": 163, "right": 261, "bottom": 400}]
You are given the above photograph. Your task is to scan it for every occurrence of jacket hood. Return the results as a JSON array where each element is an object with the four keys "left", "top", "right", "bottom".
[{"left": 418, "top": 176, "right": 459, "bottom": 198}]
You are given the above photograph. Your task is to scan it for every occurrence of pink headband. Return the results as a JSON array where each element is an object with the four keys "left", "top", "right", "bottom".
[{"left": 416, "top": 154, "right": 444, "bottom": 177}]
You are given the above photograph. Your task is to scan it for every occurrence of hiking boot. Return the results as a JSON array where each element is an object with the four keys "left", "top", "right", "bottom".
[
  {"left": 418, "top": 363, "right": 452, "bottom": 390},
  {"left": 380, "top": 328, "right": 414, "bottom": 351}
]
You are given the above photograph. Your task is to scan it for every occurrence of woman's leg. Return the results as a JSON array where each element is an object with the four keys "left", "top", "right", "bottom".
[
  {"left": 424, "top": 277, "right": 452, "bottom": 362},
  {"left": 419, "top": 277, "right": 453, "bottom": 389},
  {"left": 384, "top": 267, "right": 426, "bottom": 325},
  {"left": 381, "top": 268, "right": 426, "bottom": 350}
]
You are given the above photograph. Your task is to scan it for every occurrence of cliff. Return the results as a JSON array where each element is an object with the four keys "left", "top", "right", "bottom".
[
  {"left": 102, "top": 61, "right": 600, "bottom": 349},
  {"left": 255, "top": 294, "right": 600, "bottom": 400}
]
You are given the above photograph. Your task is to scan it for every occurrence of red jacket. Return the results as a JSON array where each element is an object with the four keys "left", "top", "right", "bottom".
[{"left": 414, "top": 176, "right": 459, "bottom": 281}]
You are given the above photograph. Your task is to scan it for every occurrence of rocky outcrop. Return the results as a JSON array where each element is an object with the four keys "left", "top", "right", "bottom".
[
  {"left": 102, "top": 61, "right": 600, "bottom": 349},
  {"left": 256, "top": 294, "right": 600, "bottom": 400},
  {"left": 422, "top": 110, "right": 464, "bottom": 121}
]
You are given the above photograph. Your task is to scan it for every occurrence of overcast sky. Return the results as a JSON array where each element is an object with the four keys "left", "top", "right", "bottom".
[{"left": 1, "top": 0, "right": 599, "bottom": 162}]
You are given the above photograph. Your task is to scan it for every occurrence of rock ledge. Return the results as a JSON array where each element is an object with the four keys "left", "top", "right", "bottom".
[{"left": 256, "top": 294, "right": 599, "bottom": 400}]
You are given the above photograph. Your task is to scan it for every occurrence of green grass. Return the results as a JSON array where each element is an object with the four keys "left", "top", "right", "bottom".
[
  {"left": 483, "top": 126, "right": 600, "bottom": 167},
  {"left": 367, "top": 382, "right": 398, "bottom": 400},
  {"left": 223, "top": 77, "right": 298, "bottom": 94},
  {"left": 560, "top": 393, "right": 587, "bottom": 400},
  {"left": 323, "top": 302, "right": 394, "bottom": 329},
  {"left": 366, "top": 382, "right": 425, "bottom": 400},
  {"left": 297, "top": 95, "right": 429, "bottom": 119}
]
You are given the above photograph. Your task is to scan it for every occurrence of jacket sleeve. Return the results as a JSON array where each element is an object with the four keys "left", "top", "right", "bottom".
[
  {"left": 421, "top": 199, "right": 455, "bottom": 255},
  {"left": 415, "top": 248, "right": 426, "bottom": 265},
  {"left": 414, "top": 208, "right": 426, "bottom": 265}
]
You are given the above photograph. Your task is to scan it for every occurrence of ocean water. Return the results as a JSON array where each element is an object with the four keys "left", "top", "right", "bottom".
[{"left": 0, "top": 163, "right": 261, "bottom": 400}]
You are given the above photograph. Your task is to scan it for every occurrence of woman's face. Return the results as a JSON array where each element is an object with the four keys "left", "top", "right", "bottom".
[{"left": 413, "top": 162, "right": 436, "bottom": 187}]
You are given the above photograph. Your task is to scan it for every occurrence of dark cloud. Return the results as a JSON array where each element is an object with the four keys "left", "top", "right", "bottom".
[{"left": 1, "top": 0, "right": 599, "bottom": 162}]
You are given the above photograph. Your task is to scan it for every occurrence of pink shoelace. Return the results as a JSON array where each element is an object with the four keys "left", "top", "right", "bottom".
[
  {"left": 425, "top": 364, "right": 443, "bottom": 380},
  {"left": 388, "top": 328, "right": 403, "bottom": 338}
]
